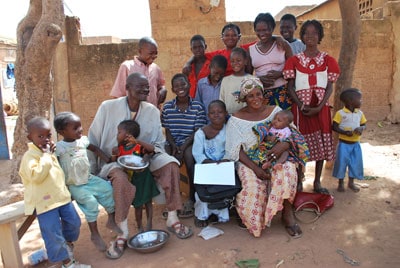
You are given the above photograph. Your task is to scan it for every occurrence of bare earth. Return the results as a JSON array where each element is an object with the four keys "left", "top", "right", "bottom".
[{"left": 0, "top": 120, "right": 399, "bottom": 268}]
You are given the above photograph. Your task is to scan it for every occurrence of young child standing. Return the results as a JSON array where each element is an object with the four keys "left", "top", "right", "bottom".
[
  {"left": 162, "top": 73, "right": 207, "bottom": 207},
  {"left": 54, "top": 112, "right": 121, "bottom": 252},
  {"left": 332, "top": 88, "right": 367, "bottom": 192},
  {"left": 219, "top": 47, "right": 251, "bottom": 114},
  {"left": 192, "top": 100, "right": 230, "bottom": 227},
  {"left": 280, "top": 14, "right": 305, "bottom": 55},
  {"left": 185, "top": 34, "right": 210, "bottom": 98},
  {"left": 19, "top": 117, "right": 90, "bottom": 268},
  {"left": 195, "top": 55, "right": 227, "bottom": 119},
  {"left": 111, "top": 120, "right": 160, "bottom": 233}
]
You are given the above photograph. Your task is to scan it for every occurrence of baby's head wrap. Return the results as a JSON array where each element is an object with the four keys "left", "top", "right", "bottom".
[{"left": 232, "top": 76, "right": 264, "bottom": 103}]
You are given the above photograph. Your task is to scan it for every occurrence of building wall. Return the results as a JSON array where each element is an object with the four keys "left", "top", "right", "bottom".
[
  {"left": 53, "top": 17, "right": 139, "bottom": 133},
  {"left": 297, "top": 0, "right": 341, "bottom": 20},
  {"left": 297, "top": 0, "right": 388, "bottom": 20},
  {"left": 54, "top": 1, "right": 397, "bottom": 135}
]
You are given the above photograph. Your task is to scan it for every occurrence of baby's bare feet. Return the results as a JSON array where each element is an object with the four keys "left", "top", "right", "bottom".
[{"left": 273, "top": 163, "right": 283, "bottom": 171}]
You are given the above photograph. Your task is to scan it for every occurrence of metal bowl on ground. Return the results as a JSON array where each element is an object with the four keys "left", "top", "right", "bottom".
[
  {"left": 127, "top": 230, "right": 170, "bottom": 253},
  {"left": 117, "top": 155, "right": 149, "bottom": 171}
]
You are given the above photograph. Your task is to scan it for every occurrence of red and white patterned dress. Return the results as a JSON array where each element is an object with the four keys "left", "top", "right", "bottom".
[
  {"left": 225, "top": 107, "right": 297, "bottom": 237},
  {"left": 283, "top": 52, "right": 340, "bottom": 161}
]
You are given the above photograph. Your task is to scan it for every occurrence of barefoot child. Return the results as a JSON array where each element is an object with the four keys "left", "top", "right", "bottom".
[
  {"left": 19, "top": 117, "right": 90, "bottom": 268},
  {"left": 192, "top": 100, "right": 230, "bottom": 227},
  {"left": 54, "top": 112, "right": 121, "bottom": 252},
  {"left": 111, "top": 120, "right": 160, "bottom": 233},
  {"left": 332, "top": 88, "right": 367, "bottom": 192}
]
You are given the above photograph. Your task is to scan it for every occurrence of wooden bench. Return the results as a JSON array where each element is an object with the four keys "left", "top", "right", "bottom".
[{"left": 0, "top": 201, "right": 35, "bottom": 268}]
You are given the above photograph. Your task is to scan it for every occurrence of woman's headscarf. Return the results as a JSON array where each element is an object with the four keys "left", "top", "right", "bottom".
[{"left": 232, "top": 76, "right": 264, "bottom": 103}]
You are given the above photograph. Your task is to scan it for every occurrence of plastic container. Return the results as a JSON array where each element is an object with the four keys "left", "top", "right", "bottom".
[{"left": 28, "top": 248, "right": 48, "bottom": 265}]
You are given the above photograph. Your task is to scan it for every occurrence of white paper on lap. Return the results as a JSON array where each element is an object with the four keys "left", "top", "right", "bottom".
[{"left": 194, "top": 162, "right": 235, "bottom": 185}]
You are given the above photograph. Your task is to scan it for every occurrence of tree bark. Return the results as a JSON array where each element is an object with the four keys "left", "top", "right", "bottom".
[
  {"left": 334, "top": 0, "right": 361, "bottom": 110},
  {"left": 10, "top": 0, "right": 64, "bottom": 183}
]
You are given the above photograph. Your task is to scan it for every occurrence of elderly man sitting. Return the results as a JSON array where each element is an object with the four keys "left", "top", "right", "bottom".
[{"left": 88, "top": 72, "right": 193, "bottom": 259}]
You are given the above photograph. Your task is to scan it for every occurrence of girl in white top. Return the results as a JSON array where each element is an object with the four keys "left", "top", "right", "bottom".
[
  {"left": 192, "top": 100, "right": 230, "bottom": 227},
  {"left": 219, "top": 47, "right": 251, "bottom": 114}
]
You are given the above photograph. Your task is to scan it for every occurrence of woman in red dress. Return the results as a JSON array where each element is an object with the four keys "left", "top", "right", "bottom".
[{"left": 283, "top": 20, "right": 340, "bottom": 194}]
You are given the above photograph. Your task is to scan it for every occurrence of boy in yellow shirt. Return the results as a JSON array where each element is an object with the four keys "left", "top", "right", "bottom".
[{"left": 332, "top": 89, "right": 367, "bottom": 192}]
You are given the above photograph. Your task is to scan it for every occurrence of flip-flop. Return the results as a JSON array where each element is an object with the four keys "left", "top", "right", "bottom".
[
  {"left": 105, "top": 238, "right": 126, "bottom": 259},
  {"left": 285, "top": 223, "right": 303, "bottom": 239},
  {"left": 313, "top": 187, "right": 330, "bottom": 195},
  {"left": 167, "top": 222, "right": 193, "bottom": 239}
]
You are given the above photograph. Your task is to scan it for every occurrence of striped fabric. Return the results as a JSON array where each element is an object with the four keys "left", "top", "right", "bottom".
[{"left": 161, "top": 97, "right": 207, "bottom": 146}]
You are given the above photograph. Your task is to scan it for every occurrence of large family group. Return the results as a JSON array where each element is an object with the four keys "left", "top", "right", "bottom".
[{"left": 18, "top": 12, "right": 367, "bottom": 268}]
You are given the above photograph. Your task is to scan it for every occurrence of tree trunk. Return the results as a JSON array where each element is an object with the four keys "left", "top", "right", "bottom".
[
  {"left": 10, "top": 0, "right": 64, "bottom": 183},
  {"left": 334, "top": 0, "right": 361, "bottom": 110}
]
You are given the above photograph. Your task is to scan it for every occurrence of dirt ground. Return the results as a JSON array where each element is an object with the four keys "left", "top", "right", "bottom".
[{"left": 0, "top": 120, "right": 399, "bottom": 268}]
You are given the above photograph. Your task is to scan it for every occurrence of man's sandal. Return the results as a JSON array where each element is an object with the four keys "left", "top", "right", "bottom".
[
  {"left": 105, "top": 237, "right": 126, "bottom": 259},
  {"left": 167, "top": 222, "right": 193, "bottom": 239}
]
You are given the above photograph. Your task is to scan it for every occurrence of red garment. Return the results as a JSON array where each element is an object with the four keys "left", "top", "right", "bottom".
[
  {"left": 188, "top": 60, "right": 210, "bottom": 98},
  {"left": 205, "top": 41, "right": 256, "bottom": 76},
  {"left": 283, "top": 52, "right": 340, "bottom": 161},
  {"left": 118, "top": 144, "right": 142, "bottom": 157}
]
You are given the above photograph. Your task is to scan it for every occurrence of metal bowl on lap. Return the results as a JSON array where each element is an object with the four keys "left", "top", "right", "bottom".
[
  {"left": 117, "top": 155, "right": 149, "bottom": 171},
  {"left": 127, "top": 230, "right": 170, "bottom": 253}
]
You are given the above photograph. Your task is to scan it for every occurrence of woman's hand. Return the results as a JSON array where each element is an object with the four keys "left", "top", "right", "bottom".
[
  {"left": 267, "top": 141, "right": 290, "bottom": 159},
  {"left": 259, "top": 75, "right": 275, "bottom": 88},
  {"left": 301, "top": 106, "right": 321, "bottom": 117},
  {"left": 254, "top": 165, "right": 271, "bottom": 181},
  {"left": 266, "top": 70, "right": 282, "bottom": 81}
]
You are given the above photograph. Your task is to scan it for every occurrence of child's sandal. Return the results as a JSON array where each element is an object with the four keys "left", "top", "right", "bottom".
[{"left": 105, "top": 238, "right": 126, "bottom": 259}]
